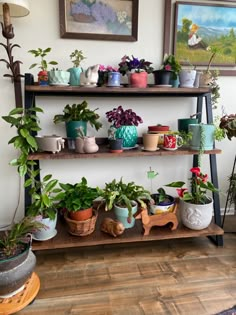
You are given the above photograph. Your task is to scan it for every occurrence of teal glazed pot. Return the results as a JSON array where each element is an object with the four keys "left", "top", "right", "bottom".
[
  {"left": 68, "top": 67, "right": 83, "bottom": 86},
  {"left": 66, "top": 121, "right": 87, "bottom": 139},
  {"left": 115, "top": 125, "right": 138, "bottom": 148},
  {"left": 189, "top": 124, "right": 215, "bottom": 150},
  {"left": 114, "top": 202, "right": 137, "bottom": 229}
]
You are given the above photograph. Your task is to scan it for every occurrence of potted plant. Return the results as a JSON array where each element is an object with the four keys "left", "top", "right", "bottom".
[
  {"left": 166, "top": 167, "right": 219, "bottom": 230},
  {"left": 118, "top": 55, "right": 153, "bottom": 88},
  {"left": 107, "top": 126, "right": 123, "bottom": 153},
  {"left": 56, "top": 177, "right": 100, "bottom": 236},
  {"left": 101, "top": 178, "right": 152, "bottom": 229},
  {"left": 219, "top": 114, "right": 236, "bottom": 140},
  {"left": 97, "top": 64, "right": 120, "bottom": 87},
  {"left": 150, "top": 187, "right": 175, "bottom": 214},
  {"left": 68, "top": 49, "right": 86, "bottom": 86},
  {"left": 153, "top": 53, "right": 182, "bottom": 87},
  {"left": 26, "top": 174, "right": 61, "bottom": 241},
  {"left": 0, "top": 217, "right": 45, "bottom": 297},
  {"left": 48, "top": 67, "right": 70, "bottom": 86},
  {"left": 74, "top": 126, "right": 99, "bottom": 154},
  {"left": 28, "top": 47, "right": 58, "bottom": 85},
  {"left": 105, "top": 105, "right": 143, "bottom": 148},
  {"left": 53, "top": 101, "right": 102, "bottom": 141}
]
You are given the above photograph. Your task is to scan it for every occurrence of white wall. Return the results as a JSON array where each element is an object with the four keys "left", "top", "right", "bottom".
[{"left": 0, "top": 0, "right": 235, "bottom": 226}]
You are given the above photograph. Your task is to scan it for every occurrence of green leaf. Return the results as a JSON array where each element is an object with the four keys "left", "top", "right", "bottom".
[
  {"left": 43, "top": 174, "right": 52, "bottom": 182},
  {"left": 19, "top": 165, "right": 27, "bottom": 177},
  {"left": 165, "top": 181, "right": 185, "bottom": 188},
  {"left": 26, "top": 135, "right": 38, "bottom": 149},
  {"left": 9, "top": 108, "right": 24, "bottom": 115},
  {"left": 20, "top": 128, "right": 29, "bottom": 138},
  {"left": 42, "top": 194, "right": 50, "bottom": 207}
]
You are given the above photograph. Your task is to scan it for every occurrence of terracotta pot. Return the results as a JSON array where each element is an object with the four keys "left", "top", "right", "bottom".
[
  {"left": 69, "top": 207, "right": 93, "bottom": 221},
  {"left": 142, "top": 133, "right": 159, "bottom": 151},
  {"left": 129, "top": 72, "right": 148, "bottom": 88},
  {"left": 148, "top": 125, "right": 170, "bottom": 132}
]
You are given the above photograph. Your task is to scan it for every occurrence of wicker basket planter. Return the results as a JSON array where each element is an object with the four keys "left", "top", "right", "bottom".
[{"left": 64, "top": 210, "right": 98, "bottom": 236}]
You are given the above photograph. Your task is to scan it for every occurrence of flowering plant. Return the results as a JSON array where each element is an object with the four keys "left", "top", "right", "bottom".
[
  {"left": 97, "top": 64, "right": 119, "bottom": 86},
  {"left": 159, "top": 54, "right": 181, "bottom": 80},
  {"left": 106, "top": 105, "right": 143, "bottom": 128},
  {"left": 118, "top": 55, "right": 153, "bottom": 76},
  {"left": 165, "top": 167, "right": 218, "bottom": 205}
]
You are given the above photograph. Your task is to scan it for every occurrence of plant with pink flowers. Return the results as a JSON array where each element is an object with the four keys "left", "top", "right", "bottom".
[
  {"left": 159, "top": 54, "right": 181, "bottom": 80},
  {"left": 97, "top": 64, "right": 118, "bottom": 86},
  {"left": 165, "top": 167, "right": 218, "bottom": 204}
]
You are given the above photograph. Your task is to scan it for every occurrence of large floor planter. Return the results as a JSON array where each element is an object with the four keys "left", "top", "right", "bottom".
[
  {"left": 0, "top": 246, "right": 36, "bottom": 297},
  {"left": 114, "top": 202, "right": 137, "bottom": 229},
  {"left": 115, "top": 125, "right": 138, "bottom": 148},
  {"left": 180, "top": 198, "right": 213, "bottom": 230}
]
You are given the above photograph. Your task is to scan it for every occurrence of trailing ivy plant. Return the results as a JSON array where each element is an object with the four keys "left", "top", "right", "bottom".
[{"left": 2, "top": 107, "right": 43, "bottom": 177}]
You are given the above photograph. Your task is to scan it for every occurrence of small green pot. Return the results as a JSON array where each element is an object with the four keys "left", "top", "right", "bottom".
[
  {"left": 178, "top": 118, "right": 198, "bottom": 133},
  {"left": 114, "top": 202, "right": 137, "bottom": 229}
]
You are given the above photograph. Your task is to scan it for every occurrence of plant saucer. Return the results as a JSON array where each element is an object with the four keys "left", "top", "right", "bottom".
[
  {"left": 32, "top": 229, "right": 57, "bottom": 241},
  {"left": 141, "top": 147, "right": 160, "bottom": 152}
]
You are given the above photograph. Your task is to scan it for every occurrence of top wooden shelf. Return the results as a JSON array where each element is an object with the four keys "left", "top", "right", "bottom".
[{"left": 25, "top": 84, "right": 211, "bottom": 97}]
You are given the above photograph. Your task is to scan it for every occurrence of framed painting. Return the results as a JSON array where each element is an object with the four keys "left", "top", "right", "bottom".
[
  {"left": 164, "top": 0, "right": 236, "bottom": 76},
  {"left": 59, "top": 0, "right": 139, "bottom": 41}
]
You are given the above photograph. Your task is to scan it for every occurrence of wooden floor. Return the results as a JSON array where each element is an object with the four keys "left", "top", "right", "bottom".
[{"left": 15, "top": 227, "right": 236, "bottom": 315}]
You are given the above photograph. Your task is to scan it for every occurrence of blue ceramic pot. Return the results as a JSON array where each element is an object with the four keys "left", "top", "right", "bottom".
[
  {"left": 114, "top": 202, "right": 137, "bottom": 229},
  {"left": 107, "top": 72, "right": 121, "bottom": 87},
  {"left": 68, "top": 67, "right": 83, "bottom": 86},
  {"left": 189, "top": 124, "right": 215, "bottom": 150}
]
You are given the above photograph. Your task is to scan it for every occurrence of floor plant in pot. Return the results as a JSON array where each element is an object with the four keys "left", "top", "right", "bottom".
[
  {"left": 0, "top": 217, "right": 45, "bottom": 297},
  {"left": 56, "top": 177, "right": 100, "bottom": 236},
  {"left": 118, "top": 55, "right": 153, "bottom": 88},
  {"left": 106, "top": 105, "right": 143, "bottom": 148},
  {"left": 166, "top": 167, "right": 219, "bottom": 230},
  {"left": 101, "top": 178, "right": 152, "bottom": 229},
  {"left": 53, "top": 101, "right": 102, "bottom": 146}
]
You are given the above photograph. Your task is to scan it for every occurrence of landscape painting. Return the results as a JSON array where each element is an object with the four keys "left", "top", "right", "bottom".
[{"left": 174, "top": 1, "right": 236, "bottom": 67}]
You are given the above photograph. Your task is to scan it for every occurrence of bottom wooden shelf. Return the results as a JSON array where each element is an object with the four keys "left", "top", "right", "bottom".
[{"left": 32, "top": 209, "right": 224, "bottom": 251}]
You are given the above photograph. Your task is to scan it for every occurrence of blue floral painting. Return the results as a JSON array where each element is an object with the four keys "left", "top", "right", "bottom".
[{"left": 63, "top": 0, "right": 136, "bottom": 39}]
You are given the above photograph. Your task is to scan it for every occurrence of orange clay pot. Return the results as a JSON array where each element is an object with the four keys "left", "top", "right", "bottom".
[{"left": 69, "top": 207, "right": 93, "bottom": 221}]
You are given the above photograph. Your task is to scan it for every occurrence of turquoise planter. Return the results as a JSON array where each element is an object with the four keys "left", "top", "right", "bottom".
[
  {"left": 189, "top": 124, "right": 215, "bottom": 150},
  {"left": 68, "top": 67, "right": 83, "bottom": 86},
  {"left": 66, "top": 121, "right": 87, "bottom": 139},
  {"left": 115, "top": 125, "right": 138, "bottom": 148},
  {"left": 114, "top": 202, "right": 137, "bottom": 229}
]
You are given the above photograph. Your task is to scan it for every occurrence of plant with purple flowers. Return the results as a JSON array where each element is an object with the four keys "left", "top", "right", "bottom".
[
  {"left": 118, "top": 55, "right": 154, "bottom": 76},
  {"left": 106, "top": 105, "right": 143, "bottom": 128}
]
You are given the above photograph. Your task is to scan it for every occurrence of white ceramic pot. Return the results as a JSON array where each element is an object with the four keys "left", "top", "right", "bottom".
[
  {"left": 48, "top": 70, "right": 70, "bottom": 85},
  {"left": 179, "top": 70, "right": 196, "bottom": 88},
  {"left": 32, "top": 212, "right": 57, "bottom": 241},
  {"left": 35, "top": 135, "right": 65, "bottom": 154},
  {"left": 180, "top": 198, "right": 213, "bottom": 230}
]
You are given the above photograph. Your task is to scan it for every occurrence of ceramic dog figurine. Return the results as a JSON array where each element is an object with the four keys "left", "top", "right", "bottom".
[
  {"left": 101, "top": 218, "right": 125, "bottom": 237},
  {"left": 80, "top": 64, "right": 99, "bottom": 87}
]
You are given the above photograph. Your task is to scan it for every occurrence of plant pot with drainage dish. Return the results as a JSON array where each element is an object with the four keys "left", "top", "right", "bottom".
[
  {"left": 26, "top": 174, "right": 61, "bottom": 241},
  {"left": 57, "top": 177, "right": 100, "bottom": 236},
  {"left": 101, "top": 178, "right": 152, "bottom": 229},
  {"left": 53, "top": 101, "right": 102, "bottom": 149},
  {"left": 0, "top": 217, "right": 45, "bottom": 297},
  {"left": 150, "top": 187, "right": 175, "bottom": 215}
]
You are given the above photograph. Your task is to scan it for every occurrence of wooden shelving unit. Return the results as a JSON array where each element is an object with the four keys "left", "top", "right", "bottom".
[{"left": 24, "top": 74, "right": 224, "bottom": 249}]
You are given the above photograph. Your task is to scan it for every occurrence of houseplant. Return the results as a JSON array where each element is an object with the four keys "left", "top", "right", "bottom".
[
  {"left": 53, "top": 101, "right": 102, "bottom": 141},
  {"left": 97, "top": 64, "right": 120, "bottom": 87},
  {"left": 219, "top": 113, "right": 236, "bottom": 140},
  {"left": 101, "top": 178, "right": 152, "bottom": 228},
  {"left": 26, "top": 174, "right": 61, "bottom": 240},
  {"left": 150, "top": 187, "right": 175, "bottom": 215},
  {"left": 105, "top": 105, "right": 143, "bottom": 148},
  {"left": 0, "top": 217, "right": 45, "bottom": 296},
  {"left": 57, "top": 177, "right": 100, "bottom": 236},
  {"left": 154, "top": 53, "right": 182, "bottom": 86},
  {"left": 166, "top": 167, "right": 219, "bottom": 230},
  {"left": 68, "top": 49, "right": 86, "bottom": 86},
  {"left": 118, "top": 55, "right": 153, "bottom": 88},
  {"left": 107, "top": 125, "right": 123, "bottom": 153},
  {"left": 28, "top": 47, "right": 58, "bottom": 85}
]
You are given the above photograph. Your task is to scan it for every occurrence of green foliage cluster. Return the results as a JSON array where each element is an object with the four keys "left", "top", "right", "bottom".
[
  {"left": 56, "top": 177, "right": 100, "bottom": 212},
  {"left": 101, "top": 178, "right": 152, "bottom": 220},
  {"left": 0, "top": 217, "right": 45, "bottom": 258},
  {"left": 53, "top": 101, "right": 102, "bottom": 131},
  {"left": 28, "top": 48, "right": 58, "bottom": 71},
  {"left": 70, "top": 49, "right": 86, "bottom": 67}
]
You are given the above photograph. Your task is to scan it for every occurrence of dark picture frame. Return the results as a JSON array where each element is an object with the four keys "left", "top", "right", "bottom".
[
  {"left": 164, "top": 0, "right": 236, "bottom": 76},
  {"left": 59, "top": 0, "right": 139, "bottom": 42}
]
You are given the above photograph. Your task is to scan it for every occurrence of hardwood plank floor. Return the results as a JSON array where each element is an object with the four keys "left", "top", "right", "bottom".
[{"left": 17, "top": 234, "right": 236, "bottom": 315}]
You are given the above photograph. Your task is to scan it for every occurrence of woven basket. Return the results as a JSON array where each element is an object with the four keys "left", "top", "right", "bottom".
[{"left": 64, "top": 210, "right": 98, "bottom": 236}]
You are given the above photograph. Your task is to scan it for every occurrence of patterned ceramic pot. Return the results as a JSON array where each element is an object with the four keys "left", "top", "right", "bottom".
[{"left": 115, "top": 125, "right": 138, "bottom": 148}]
